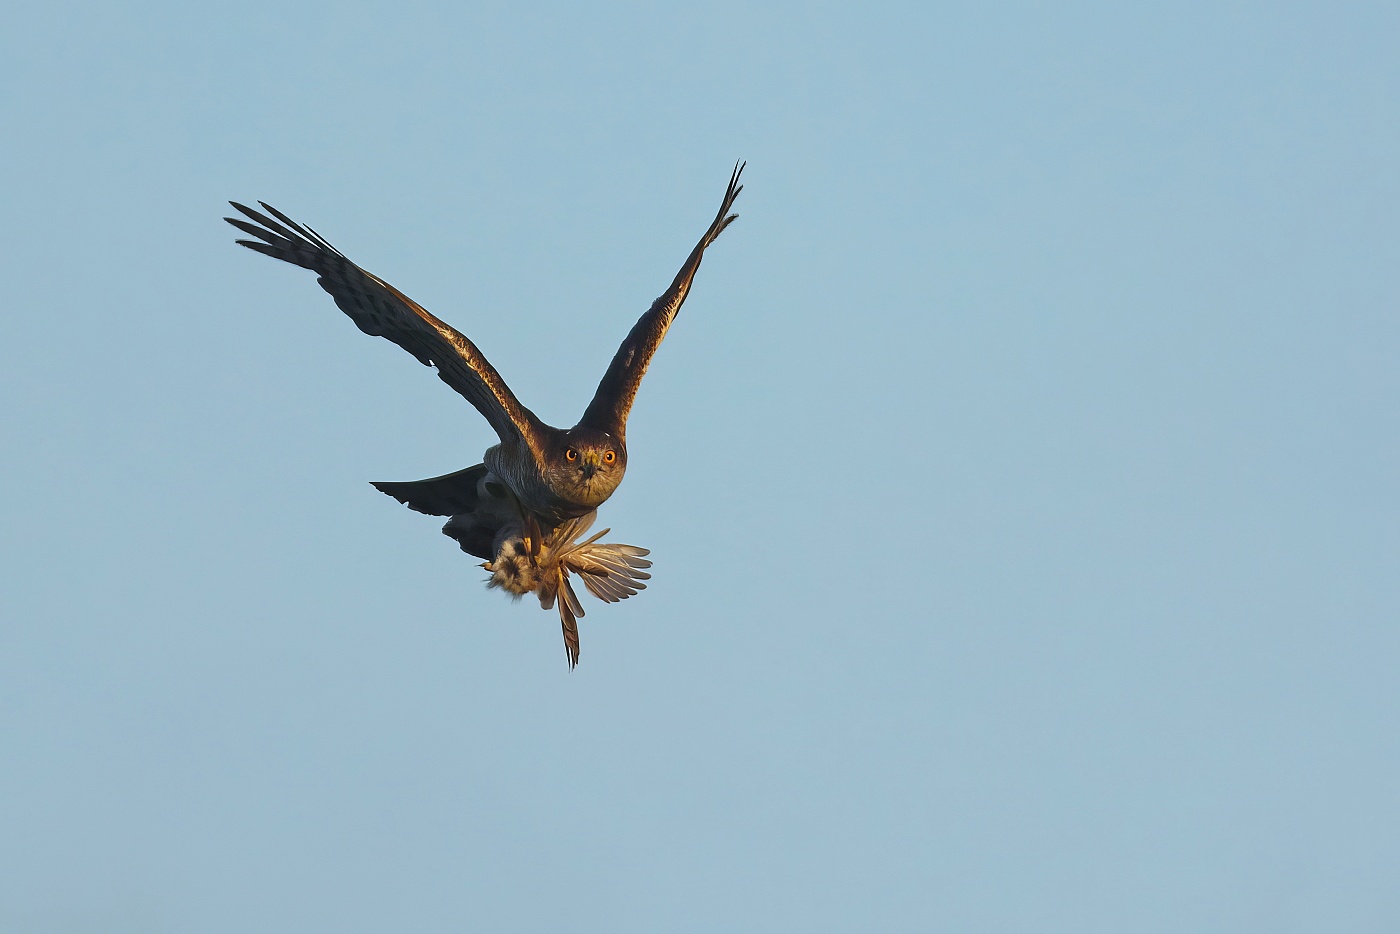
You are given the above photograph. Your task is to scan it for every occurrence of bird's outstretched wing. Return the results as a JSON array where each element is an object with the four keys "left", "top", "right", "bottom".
[
  {"left": 226, "top": 201, "right": 548, "bottom": 453},
  {"left": 371, "top": 464, "right": 488, "bottom": 517},
  {"left": 577, "top": 162, "right": 744, "bottom": 440}
]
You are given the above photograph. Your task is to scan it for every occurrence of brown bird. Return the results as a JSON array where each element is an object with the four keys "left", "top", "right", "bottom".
[{"left": 225, "top": 163, "right": 743, "bottom": 665}]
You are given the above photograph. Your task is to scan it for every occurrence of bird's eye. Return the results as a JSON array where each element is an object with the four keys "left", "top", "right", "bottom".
[
  {"left": 603, "top": 451, "right": 616, "bottom": 465},
  {"left": 565, "top": 448, "right": 579, "bottom": 462}
]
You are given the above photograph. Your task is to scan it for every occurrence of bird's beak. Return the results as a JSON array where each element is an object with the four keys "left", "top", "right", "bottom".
[{"left": 581, "top": 452, "right": 600, "bottom": 479}]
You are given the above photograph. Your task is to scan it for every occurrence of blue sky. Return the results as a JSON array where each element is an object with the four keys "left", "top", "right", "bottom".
[{"left": 2, "top": 2, "right": 1398, "bottom": 930}]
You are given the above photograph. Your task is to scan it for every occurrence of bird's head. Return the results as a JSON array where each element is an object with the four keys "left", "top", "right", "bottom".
[{"left": 546, "top": 428, "right": 627, "bottom": 507}]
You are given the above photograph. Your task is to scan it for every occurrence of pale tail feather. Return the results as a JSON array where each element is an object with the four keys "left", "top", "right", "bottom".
[
  {"left": 498, "top": 512, "right": 653, "bottom": 667},
  {"left": 557, "top": 596, "right": 581, "bottom": 668},
  {"left": 566, "top": 542, "right": 652, "bottom": 604},
  {"left": 557, "top": 572, "right": 584, "bottom": 668}
]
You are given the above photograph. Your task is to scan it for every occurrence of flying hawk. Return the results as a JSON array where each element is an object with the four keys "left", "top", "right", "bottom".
[{"left": 226, "top": 163, "right": 743, "bottom": 666}]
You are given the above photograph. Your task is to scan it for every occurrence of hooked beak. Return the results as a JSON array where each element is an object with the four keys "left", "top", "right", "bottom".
[{"left": 580, "top": 452, "right": 601, "bottom": 479}]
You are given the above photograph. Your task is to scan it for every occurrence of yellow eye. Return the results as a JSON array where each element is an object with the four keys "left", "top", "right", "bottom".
[
  {"left": 603, "top": 451, "right": 616, "bottom": 465},
  {"left": 565, "top": 448, "right": 579, "bottom": 462}
]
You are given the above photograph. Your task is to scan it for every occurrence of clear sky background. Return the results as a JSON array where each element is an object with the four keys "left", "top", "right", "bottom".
[{"left": 2, "top": 2, "right": 1398, "bottom": 931}]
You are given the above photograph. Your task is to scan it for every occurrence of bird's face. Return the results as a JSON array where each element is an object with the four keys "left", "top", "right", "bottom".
[{"left": 547, "top": 429, "right": 627, "bottom": 507}]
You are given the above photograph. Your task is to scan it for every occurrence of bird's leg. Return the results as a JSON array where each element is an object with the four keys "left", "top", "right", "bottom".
[{"left": 523, "top": 513, "right": 543, "bottom": 559}]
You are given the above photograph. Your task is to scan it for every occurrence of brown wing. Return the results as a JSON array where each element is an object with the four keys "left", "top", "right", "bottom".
[
  {"left": 226, "top": 201, "right": 548, "bottom": 453},
  {"left": 371, "top": 464, "right": 488, "bottom": 517},
  {"left": 576, "top": 162, "right": 743, "bottom": 440}
]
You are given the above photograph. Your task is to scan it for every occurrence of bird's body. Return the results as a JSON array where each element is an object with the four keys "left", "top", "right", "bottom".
[
  {"left": 226, "top": 164, "right": 743, "bottom": 665},
  {"left": 484, "top": 431, "right": 625, "bottom": 525}
]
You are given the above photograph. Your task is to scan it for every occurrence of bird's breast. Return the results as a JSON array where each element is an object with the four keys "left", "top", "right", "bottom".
[{"left": 483, "top": 442, "right": 597, "bottom": 525}]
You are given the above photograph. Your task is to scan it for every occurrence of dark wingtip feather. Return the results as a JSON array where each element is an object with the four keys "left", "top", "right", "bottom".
[
  {"left": 226, "top": 217, "right": 282, "bottom": 244},
  {"left": 228, "top": 200, "right": 304, "bottom": 242},
  {"left": 253, "top": 201, "right": 344, "bottom": 256},
  {"left": 234, "top": 239, "right": 283, "bottom": 259}
]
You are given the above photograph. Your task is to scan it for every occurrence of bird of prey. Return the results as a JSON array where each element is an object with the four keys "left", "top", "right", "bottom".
[{"left": 225, "top": 163, "right": 743, "bottom": 666}]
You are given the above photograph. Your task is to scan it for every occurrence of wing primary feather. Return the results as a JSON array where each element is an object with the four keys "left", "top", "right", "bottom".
[
  {"left": 225, "top": 217, "right": 283, "bottom": 245},
  {"left": 258, "top": 200, "right": 346, "bottom": 258},
  {"left": 234, "top": 240, "right": 286, "bottom": 261},
  {"left": 229, "top": 202, "right": 303, "bottom": 244}
]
